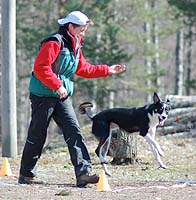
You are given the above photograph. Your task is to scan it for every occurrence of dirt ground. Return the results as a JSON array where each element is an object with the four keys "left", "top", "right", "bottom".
[{"left": 0, "top": 133, "right": 196, "bottom": 200}]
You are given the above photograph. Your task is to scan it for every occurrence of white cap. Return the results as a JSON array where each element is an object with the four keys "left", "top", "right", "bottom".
[{"left": 58, "top": 11, "right": 90, "bottom": 26}]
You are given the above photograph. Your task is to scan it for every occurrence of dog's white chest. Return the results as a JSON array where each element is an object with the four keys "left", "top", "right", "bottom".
[{"left": 148, "top": 113, "right": 159, "bottom": 128}]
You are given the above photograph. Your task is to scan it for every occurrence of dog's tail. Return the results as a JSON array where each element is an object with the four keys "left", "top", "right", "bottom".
[{"left": 78, "top": 102, "right": 95, "bottom": 119}]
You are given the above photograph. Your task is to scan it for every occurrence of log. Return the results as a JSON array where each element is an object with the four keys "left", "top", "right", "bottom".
[
  {"left": 166, "top": 95, "right": 196, "bottom": 101},
  {"left": 174, "top": 113, "right": 196, "bottom": 124},
  {"left": 166, "top": 95, "right": 196, "bottom": 109},
  {"left": 157, "top": 122, "right": 196, "bottom": 135},
  {"left": 165, "top": 131, "right": 196, "bottom": 138},
  {"left": 165, "top": 109, "right": 196, "bottom": 125},
  {"left": 170, "top": 101, "right": 196, "bottom": 109},
  {"left": 168, "top": 107, "right": 196, "bottom": 117}
]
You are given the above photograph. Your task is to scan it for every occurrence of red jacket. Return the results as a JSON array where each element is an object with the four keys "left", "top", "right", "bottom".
[{"left": 34, "top": 34, "right": 110, "bottom": 91}]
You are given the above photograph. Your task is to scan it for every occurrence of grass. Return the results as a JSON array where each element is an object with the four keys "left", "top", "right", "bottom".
[{"left": 0, "top": 134, "right": 196, "bottom": 199}]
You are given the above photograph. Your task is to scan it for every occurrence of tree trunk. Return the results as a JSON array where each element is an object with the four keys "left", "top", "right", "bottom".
[
  {"left": 108, "top": 128, "right": 138, "bottom": 165},
  {"left": 152, "top": 0, "right": 160, "bottom": 90},
  {"left": 175, "top": 29, "right": 184, "bottom": 95},
  {"left": 185, "top": 26, "right": 192, "bottom": 95},
  {"left": 144, "top": 0, "right": 152, "bottom": 103},
  {"left": 109, "top": 90, "right": 115, "bottom": 109}
]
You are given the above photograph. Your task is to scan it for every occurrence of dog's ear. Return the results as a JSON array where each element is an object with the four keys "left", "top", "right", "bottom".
[
  {"left": 166, "top": 99, "right": 171, "bottom": 109},
  {"left": 153, "top": 92, "right": 161, "bottom": 104}
]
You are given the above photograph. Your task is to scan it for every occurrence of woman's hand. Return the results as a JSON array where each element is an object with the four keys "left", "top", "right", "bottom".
[
  {"left": 57, "top": 86, "right": 68, "bottom": 99},
  {"left": 109, "top": 65, "right": 126, "bottom": 75}
]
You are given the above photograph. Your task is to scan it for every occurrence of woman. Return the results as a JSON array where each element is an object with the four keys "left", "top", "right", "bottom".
[{"left": 18, "top": 11, "right": 126, "bottom": 187}]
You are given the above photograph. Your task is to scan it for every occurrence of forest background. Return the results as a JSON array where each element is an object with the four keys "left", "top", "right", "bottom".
[{"left": 0, "top": 0, "right": 196, "bottom": 142}]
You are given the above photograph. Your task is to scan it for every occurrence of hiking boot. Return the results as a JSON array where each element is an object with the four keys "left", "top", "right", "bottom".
[
  {"left": 76, "top": 173, "right": 99, "bottom": 187},
  {"left": 18, "top": 174, "right": 45, "bottom": 184}
]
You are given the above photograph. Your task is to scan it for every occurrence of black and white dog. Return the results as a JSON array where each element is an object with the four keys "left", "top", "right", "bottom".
[{"left": 78, "top": 92, "right": 170, "bottom": 176}]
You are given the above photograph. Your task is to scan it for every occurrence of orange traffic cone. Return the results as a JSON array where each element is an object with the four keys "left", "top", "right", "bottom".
[
  {"left": 96, "top": 169, "right": 112, "bottom": 192},
  {"left": 0, "top": 157, "right": 12, "bottom": 176}
]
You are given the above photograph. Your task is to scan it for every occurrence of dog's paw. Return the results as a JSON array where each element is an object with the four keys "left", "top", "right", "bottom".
[
  {"left": 105, "top": 171, "right": 112, "bottom": 177},
  {"left": 159, "top": 164, "right": 168, "bottom": 169},
  {"left": 102, "top": 163, "right": 112, "bottom": 177}
]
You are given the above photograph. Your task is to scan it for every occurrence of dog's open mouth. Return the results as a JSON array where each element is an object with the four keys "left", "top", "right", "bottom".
[{"left": 159, "top": 117, "right": 165, "bottom": 126}]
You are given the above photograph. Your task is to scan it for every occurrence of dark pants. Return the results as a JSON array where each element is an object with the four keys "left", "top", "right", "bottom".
[{"left": 19, "top": 93, "right": 92, "bottom": 178}]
